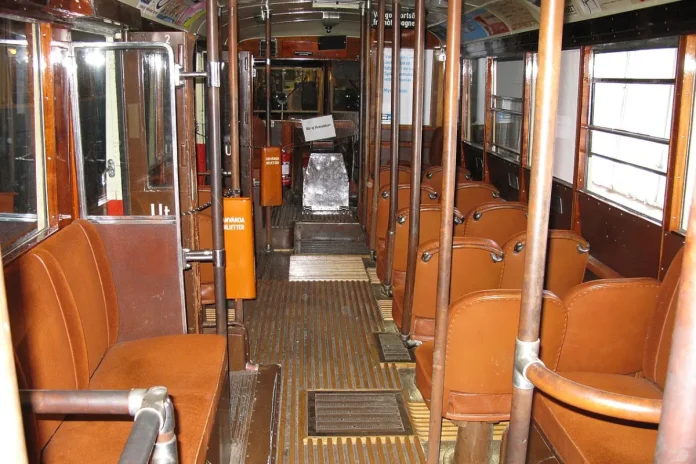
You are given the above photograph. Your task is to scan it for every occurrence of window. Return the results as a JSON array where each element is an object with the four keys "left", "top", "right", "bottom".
[
  {"left": 331, "top": 61, "right": 359, "bottom": 112},
  {"left": 586, "top": 44, "right": 678, "bottom": 221},
  {"left": 254, "top": 67, "right": 323, "bottom": 119},
  {"left": 0, "top": 21, "right": 48, "bottom": 255},
  {"left": 490, "top": 58, "right": 524, "bottom": 161},
  {"left": 463, "top": 58, "right": 487, "bottom": 144}
]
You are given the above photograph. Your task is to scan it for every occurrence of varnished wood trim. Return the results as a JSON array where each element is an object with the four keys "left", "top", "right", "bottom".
[
  {"left": 571, "top": 46, "right": 591, "bottom": 233},
  {"left": 483, "top": 57, "right": 493, "bottom": 182},
  {"left": 519, "top": 52, "right": 533, "bottom": 202},
  {"left": 39, "top": 24, "right": 59, "bottom": 228},
  {"left": 587, "top": 255, "right": 622, "bottom": 279}
]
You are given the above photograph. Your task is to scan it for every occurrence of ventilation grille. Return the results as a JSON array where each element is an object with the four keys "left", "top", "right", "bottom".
[{"left": 259, "top": 39, "right": 278, "bottom": 58}]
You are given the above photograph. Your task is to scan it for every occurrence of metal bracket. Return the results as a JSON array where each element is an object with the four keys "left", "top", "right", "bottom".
[
  {"left": 513, "top": 338, "right": 543, "bottom": 390},
  {"left": 183, "top": 248, "right": 214, "bottom": 270},
  {"left": 213, "top": 249, "right": 226, "bottom": 268},
  {"left": 207, "top": 61, "right": 221, "bottom": 88}
]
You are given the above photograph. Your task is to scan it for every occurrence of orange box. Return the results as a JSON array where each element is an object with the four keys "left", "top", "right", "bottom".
[
  {"left": 261, "top": 146, "right": 283, "bottom": 206},
  {"left": 223, "top": 197, "right": 256, "bottom": 299}
]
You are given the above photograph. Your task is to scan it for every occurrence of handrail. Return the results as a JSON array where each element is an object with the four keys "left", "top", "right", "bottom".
[
  {"left": 20, "top": 387, "right": 178, "bottom": 464},
  {"left": 525, "top": 363, "right": 663, "bottom": 423}
]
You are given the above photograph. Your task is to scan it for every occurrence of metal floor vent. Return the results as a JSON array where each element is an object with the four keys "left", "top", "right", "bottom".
[
  {"left": 375, "top": 333, "right": 414, "bottom": 363},
  {"left": 307, "top": 391, "right": 413, "bottom": 437}
]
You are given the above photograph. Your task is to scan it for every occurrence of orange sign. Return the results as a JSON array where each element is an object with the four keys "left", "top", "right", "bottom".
[
  {"left": 223, "top": 197, "right": 256, "bottom": 299},
  {"left": 261, "top": 146, "right": 283, "bottom": 206}
]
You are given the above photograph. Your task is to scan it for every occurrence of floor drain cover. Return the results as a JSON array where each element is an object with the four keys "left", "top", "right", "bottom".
[
  {"left": 375, "top": 332, "right": 415, "bottom": 363},
  {"left": 307, "top": 391, "right": 413, "bottom": 437}
]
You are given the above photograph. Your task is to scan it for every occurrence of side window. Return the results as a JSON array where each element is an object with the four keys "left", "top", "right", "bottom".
[
  {"left": 0, "top": 21, "right": 48, "bottom": 256},
  {"left": 585, "top": 44, "right": 678, "bottom": 221},
  {"left": 463, "top": 58, "right": 487, "bottom": 145},
  {"left": 490, "top": 58, "right": 524, "bottom": 162}
]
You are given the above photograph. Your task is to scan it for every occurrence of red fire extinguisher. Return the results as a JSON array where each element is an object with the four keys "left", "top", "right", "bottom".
[{"left": 281, "top": 147, "right": 291, "bottom": 187}]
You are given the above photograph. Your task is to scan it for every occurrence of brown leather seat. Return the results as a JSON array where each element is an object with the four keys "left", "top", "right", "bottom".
[
  {"left": 402, "top": 230, "right": 588, "bottom": 340},
  {"left": 421, "top": 166, "right": 471, "bottom": 196},
  {"left": 453, "top": 182, "right": 502, "bottom": 217},
  {"left": 461, "top": 201, "right": 528, "bottom": 245},
  {"left": 5, "top": 220, "right": 227, "bottom": 464},
  {"left": 374, "top": 183, "right": 439, "bottom": 260},
  {"left": 365, "top": 166, "right": 411, "bottom": 233},
  {"left": 500, "top": 230, "right": 590, "bottom": 299},
  {"left": 393, "top": 237, "right": 505, "bottom": 336},
  {"left": 415, "top": 290, "right": 567, "bottom": 421},
  {"left": 531, "top": 249, "right": 683, "bottom": 464},
  {"left": 376, "top": 205, "right": 465, "bottom": 288}
]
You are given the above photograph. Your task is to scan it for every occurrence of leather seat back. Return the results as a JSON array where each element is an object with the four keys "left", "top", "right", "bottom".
[
  {"left": 411, "top": 237, "right": 505, "bottom": 340},
  {"left": 422, "top": 166, "right": 471, "bottom": 196},
  {"left": 462, "top": 202, "right": 528, "bottom": 245},
  {"left": 643, "top": 248, "right": 684, "bottom": 389},
  {"left": 500, "top": 230, "right": 590, "bottom": 298},
  {"left": 439, "top": 290, "right": 567, "bottom": 421},
  {"left": 375, "top": 184, "right": 439, "bottom": 241},
  {"left": 366, "top": 166, "right": 411, "bottom": 231},
  {"left": 453, "top": 182, "right": 502, "bottom": 217},
  {"left": 392, "top": 205, "right": 465, "bottom": 273},
  {"left": 5, "top": 249, "right": 90, "bottom": 457}
]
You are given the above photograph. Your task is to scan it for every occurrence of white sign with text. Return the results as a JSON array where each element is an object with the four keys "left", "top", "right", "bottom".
[{"left": 302, "top": 115, "right": 337, "bottom": 142}]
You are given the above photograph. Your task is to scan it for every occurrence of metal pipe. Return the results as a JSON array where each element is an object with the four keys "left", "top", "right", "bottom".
[
  {"left": 179, "top": 72, "right": 207, "bottom": 79},
  {"left": 264, "top": 5, "right": 273, "bottom": 252},
  {"left": 358, "top": 2, "right": 367, "bottom": 223},
  {"left": 399, "top": 0, "right": 425, "bottom": 339},
  {"left": 426, "top": 0, "right": 462, "bottom": 459},
  {"left": 118, "top": 410, "right": 160, "bottom": 464},
  {"left": 383, "top": 0, "right": 401, "bottom": 290},
  {"left": 360, "top": 1, "right": 372, "bottom": 227},
  {"left": 655, "top": 177, "right": 696, "bottom": 461},
  {"left": 20, "top": 390, "right": 132, "bottom": 415},
  {"left": 525, "top": 364, "right": 662, "bottom": 423},
  {"left": 228, "top": 0, "right": 241, "bottom": 193},
  {"left": 504, "top": 0, "right": 565, "bottom": 462},
  {"left": 369, "top": 0, "right": 386, "bottom": 252},
  {"left": 206, "top": 0, "right": 229, "bottom": 338}
]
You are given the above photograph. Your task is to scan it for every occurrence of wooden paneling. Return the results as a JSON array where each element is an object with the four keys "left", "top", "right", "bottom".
[
  {"left": 487, "top": 154, "right": 520, "bottom": 201},
  {"left": 522, "top": 169, "right": 573, "bottom": 230},
  {"left": 96, "top": 223, "right": 186, "bottom": 341},
  {"left": 463, "top": 142, "right": 484, "bottom": 181},
  {"left": 577, "top": 192, "right": 662, "bottom": 278},
  {"left": 239, "top": 37, "right": 361, "bottom": 59},
  {"left": 661, "top": 231, "right": 685, "bottom": 277}
]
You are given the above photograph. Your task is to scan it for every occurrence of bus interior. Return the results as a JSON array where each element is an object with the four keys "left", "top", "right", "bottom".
[{"left": 1, "top": 0, "right": 696, "bottom": 463}]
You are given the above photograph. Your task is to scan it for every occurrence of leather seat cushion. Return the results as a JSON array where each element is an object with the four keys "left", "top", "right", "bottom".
[
  {"left": 43, "top": 334, "right": 227, "bottom": 464},
  {"left": 415, "top": 341, "right": 434, "bottom": 403},
  {"left": 533, "top": 371, "right": 662, "bottom": 464}
]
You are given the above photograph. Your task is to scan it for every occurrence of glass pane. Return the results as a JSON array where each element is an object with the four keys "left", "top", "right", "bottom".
[
  {"left": 592, "top": 83, "right": 674, "bottom": 139},
  {"left": 75, "top": 47, "right": 176, "bottom": 217},
  {"left": 468, "top": 57, "right": 486, "bottom": 143},
  {"left": 492, "top": 113, "right": 522, "bottom": 157},
  {"left": 492, "top": 96, "right": 523, "bottom": 113},
  {"left": 494, "top": 59, "right": 523, "bottom": 98},
  {"left": 254, "top": 67, "right": 322, "bottom": 118},
  {"left": 587, "top": 155, "right": 665, "bottom": 221},
  {"left": 332, "top": 61, "right": 359, "bottom": 112},
  {"left": 0, "top": 24, "right": 47, "bottom": 252},
  {"left": 590, "top": 130, "right": 669, "bottom": 173},
  {"left": 593, "top": 48, "right": 678, "bottom": 80}
]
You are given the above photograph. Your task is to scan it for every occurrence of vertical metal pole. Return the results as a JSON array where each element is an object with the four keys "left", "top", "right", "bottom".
[
  {"left": 229, "top": 0, "right": 240, "bottom": 193},
  {"left": 264, "top": 6, "right": 273, "bottom": 252},
  {"left": 207, "top": 0, "right": 229, "bottom": 339},
  {"left": 504, "top": 0, "right": 564, "bottom": 462},
  {"left": 360, "top": 1, "right": 372, "bottom": 227},
  {"left": 655, "top": 188, "right": 696, "bottom": 462},
  {"left": 383, "top": 0, "right": 400, "bottom": 291},
  {"left": 369, "top": 0, "right": 386, "bottom": 251},
  {"left": 426, "top": 0, "right": 462, "bottom": 460},
  {"left": 358, "top": 2, "right": 367, "bottom": 223},
  {"left": 399, "top": 0, "right": 425, "bottom": 340}
]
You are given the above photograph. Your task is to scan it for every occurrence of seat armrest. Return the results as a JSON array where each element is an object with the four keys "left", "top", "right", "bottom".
[{"left": 557, "top": 278, "right": 661, "bottom": 374}]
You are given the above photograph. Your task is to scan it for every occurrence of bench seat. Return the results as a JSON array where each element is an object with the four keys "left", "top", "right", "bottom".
[
  {"left": 533, "top": 372, "right": 661, "bottom": 464},
  {"left": 6, "top": 219, "right": 228, "bottom": 463}
]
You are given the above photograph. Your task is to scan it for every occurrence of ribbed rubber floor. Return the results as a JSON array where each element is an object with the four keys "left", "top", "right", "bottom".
[
  {"left": 295, "top": 240, "right": 370, "bottom": 255},
  {"left": 375, "top": 333, "right": 414, "bottom": 363},
  {"left": 245, "top": 280, "right": 426, "bottom": 463},
  {"left": 308, "top": 391, "right": 413, "bottom": 437}
]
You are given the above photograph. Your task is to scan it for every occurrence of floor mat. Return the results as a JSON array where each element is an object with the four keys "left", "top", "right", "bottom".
[{"left": 289, "top": 255, "right": 369, "bottom": 281}]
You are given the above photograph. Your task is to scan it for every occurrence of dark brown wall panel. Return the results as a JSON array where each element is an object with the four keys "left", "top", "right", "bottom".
[
  {"left": 487, "top": 154, "right": 520, "bottom": 201},
  {"left": 577, "top": 192, "right": 662, "bottom": 278},
  {"left": 96, "top": 223, "right": 185, "bottom": 342},
  {"left": 522, "top": 169, "right": 572, "bottom": 230},
  {"left": 463, "top": 142, "right": 484, "bottom": 180}
]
